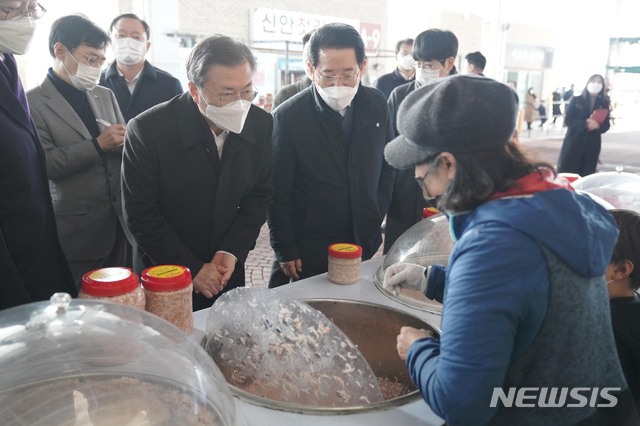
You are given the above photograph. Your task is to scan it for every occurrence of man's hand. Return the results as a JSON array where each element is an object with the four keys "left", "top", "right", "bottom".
[
  {"left": 212, "top": 252, "right": 236, "bottom": 287},
  {"left": 193, "top": 262, "right": 227, "bottom": 298},
  {"left": 280, "top": 259, "right": 302, "bottom": 281},
  {"left": 96, "top": 124, "right": 126, "bottom": 151},
  {"left": 396, "top": 326, "right": 435, "bottom": 360}
]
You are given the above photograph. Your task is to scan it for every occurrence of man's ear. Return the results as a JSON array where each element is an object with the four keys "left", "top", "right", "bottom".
[
  {"left": 614, "top": 259, "right": 634, "bottom": 279},
  {"left": 53, "top": 42, "right": 67, "bottom": 61}
]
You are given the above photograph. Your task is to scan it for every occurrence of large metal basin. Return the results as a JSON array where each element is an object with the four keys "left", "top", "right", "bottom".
[{"left": 227, "top": 298, "right": 439, "bottom": 415}]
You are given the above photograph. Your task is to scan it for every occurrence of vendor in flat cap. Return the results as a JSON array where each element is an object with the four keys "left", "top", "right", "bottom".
[{"left": 382, "top": 75, "right": 636, "bottom": 425}]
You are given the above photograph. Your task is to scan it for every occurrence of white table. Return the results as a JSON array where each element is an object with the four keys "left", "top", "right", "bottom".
[{"left": 193, "top": 258, "right": 444, "bottom": 426}]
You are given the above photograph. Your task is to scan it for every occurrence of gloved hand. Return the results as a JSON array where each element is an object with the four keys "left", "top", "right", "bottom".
[{"left": 383, "top": 263, "right": 427, "bottom": 294}]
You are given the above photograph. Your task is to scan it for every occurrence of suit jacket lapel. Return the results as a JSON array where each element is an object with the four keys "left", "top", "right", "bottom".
[{"left": 39, "top": 77, "right": 92, "bottom": 140}]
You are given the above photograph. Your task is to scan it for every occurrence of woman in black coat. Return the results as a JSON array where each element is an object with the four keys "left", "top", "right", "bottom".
[{"left": 557, "top": 74, "right": 610, "bottom": 176}]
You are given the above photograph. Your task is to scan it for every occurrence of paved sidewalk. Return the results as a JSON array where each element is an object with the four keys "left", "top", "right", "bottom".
[{"left": 246, "top": 224, "right": 385, "bottom": 289}]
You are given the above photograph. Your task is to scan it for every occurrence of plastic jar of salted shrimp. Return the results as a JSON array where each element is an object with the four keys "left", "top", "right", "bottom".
[
  {"left": 79, "top": 267, "right": 145, "bottom": 310},
  {"left": 327, "top": 243, "right": 362, "bottom": 285},
  {"left": 141, "top": 265, "right": 193, "bottom": 334}
]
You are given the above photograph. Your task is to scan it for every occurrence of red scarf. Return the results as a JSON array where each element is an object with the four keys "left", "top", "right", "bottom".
[{"left": 490, "top": 169, "right": 574, "bottom": 200}]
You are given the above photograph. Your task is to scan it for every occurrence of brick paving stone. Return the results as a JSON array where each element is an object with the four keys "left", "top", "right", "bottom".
[{"left": 245, "top": 223, "right": 385, "bottom": 289}]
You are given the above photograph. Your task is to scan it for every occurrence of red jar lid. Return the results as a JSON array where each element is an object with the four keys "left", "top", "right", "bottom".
[
  {"left": 141, "top": 265, "right": 192, "bottom": 292},
  {"left": 422, "top": 207, "right": 440, "bottom": 219},
  {"left": 328, "top": 243, "right": 362, "bottom": 259},
  {"left": 81, "top": 267, "right": 139, "bottom": 297}
]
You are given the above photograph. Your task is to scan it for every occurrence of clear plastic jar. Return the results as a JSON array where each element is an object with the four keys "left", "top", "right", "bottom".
[
  {"left": 327, "top": 243, "right": 362, "bottom": 285},
  {"left": 79, "top": 267, "right": 145, "bottom": 310},
  {"left": 141, "top": 265, "right": 193, "bottom": 334}
]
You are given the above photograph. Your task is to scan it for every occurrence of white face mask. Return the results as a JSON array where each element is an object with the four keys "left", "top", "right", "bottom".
[
  {"left": 316, "top": 82, "right": 359, "bottom": 111},
  {"left": 399, "top": 54, "right": 414, "bottom": 71},
  {"left": 113, "top": 37, "right": 146, "bottom": 65},
  {"left": 198, "top": 90, "right": 251, "bottom": 134},
  {"left": 587, "top": 82, "right": 603, "bottom": 95},
  {"left": 0, "top": 17, "right": 36, "bottom": 55},
  {"left": 63, "top": 51, "right": 101, "bottom": 91},
  {"left": 415, "top": 69, "right": 440, "bottom": 87}
]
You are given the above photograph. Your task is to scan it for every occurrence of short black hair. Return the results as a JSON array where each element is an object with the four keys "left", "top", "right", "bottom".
[
  {"left": 308, "top": 23, "right": 366, "bottom": 67},
  {"left": 187, "top": 34, "right": 256, "bottom": 87},
  {"left": 49, "top": 15, "right": 110, "bottom": 57},
  {"left": 302, "top": 32, "right": 312, "bottom": 46},
  {"left": 395, "top": 38, "right": 414, "bottom": 55},
  {"left": 109, "top": 13, "right": 151, "bottom": 39},
  {"left": 413, "top": 29, "right": 458, "bottom": 62},
  {"left": 465, "top": 51, "right": 486, "bottom": 70},
  {"left": 610, "top": 209, "right": 640, "bottom": 290}
]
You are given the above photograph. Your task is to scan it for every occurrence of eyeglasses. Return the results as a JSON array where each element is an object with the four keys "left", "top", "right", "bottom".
[
  {"left": 415, "top": 170, "right": 430, "bottom": 189},
  {"left": 74, "top": 50, "right": 107, "bottom": 68},
  {"left": 314, "top": 69, "right": 360, "bottom": 85},
  {"left": 413, "top": 59, "right": 446, "bottom": 70},
  {"left": 415, "top": 156, "right": 442, "bottom": 188},
  {"left": 0, "top": 2, "right": 46, "bottom": 20},
  {"left": 201, "top": 85, "right": 259, "bottom": 104}
]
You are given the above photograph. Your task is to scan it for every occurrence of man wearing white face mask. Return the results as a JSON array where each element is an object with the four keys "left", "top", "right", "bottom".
[
  {"left": 268, "top": 23, "right": 394, "bottom": 286},
  {"left": 100, "top": 13, "right": 182, "bottom": 123},
  {"left": 383, "top": 28, "right": 458, "bottom": 253},
  {"left": 1, "top": 1, "right": 77, "bottom": 309},
  {"left": 27, "top": 15, "right": 131, "bottom": 289},
  {"left": 373, "top": 38, "right": 414, "bottom": 99},
  {"left": 122, "top": 34, "right": 273, "bottom": 311}
]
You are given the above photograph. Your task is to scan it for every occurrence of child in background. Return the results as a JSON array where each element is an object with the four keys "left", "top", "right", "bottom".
[{"left": 607, "top": 209, "right": 640, "bottom": 411}]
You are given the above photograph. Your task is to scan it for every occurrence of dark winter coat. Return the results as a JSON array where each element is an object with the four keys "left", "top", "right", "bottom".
[
  {"left": 269, "top": 84, "right": 394, "bottom": 275},
  {"left": 557, "top": 93, "right": 610, "bottom": 176},
  {"left": 0, "top": 54, "right": 76, "bottom": 310}
]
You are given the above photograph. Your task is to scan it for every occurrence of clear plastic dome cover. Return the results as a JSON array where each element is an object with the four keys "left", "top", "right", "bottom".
[
  {"left": 204, "top": 288, "right": 384, "bottom": 407},
  {"left": 0, "top": 293, "right": 236, "bottom": 426},
  {"left": 571, "top": 171, "right": 640, "bottom": 213},
  {"left": 374, "top": 214, "right": 453, "bottom": 314}
]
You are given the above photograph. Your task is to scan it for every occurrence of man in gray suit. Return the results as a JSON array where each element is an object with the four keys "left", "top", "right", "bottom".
[{"left": 27, "top": 15, "right": 129, "bottom": 288}]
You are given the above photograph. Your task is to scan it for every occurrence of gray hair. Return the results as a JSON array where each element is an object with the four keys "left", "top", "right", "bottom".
[{"left": 186, "top": 34, "right": 256, "bottom": 87}]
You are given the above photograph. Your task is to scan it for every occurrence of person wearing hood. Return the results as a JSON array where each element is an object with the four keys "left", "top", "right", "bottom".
[
  {"left": 122, "top": 34, "right": 273, "bottom": 311},
  {"left": 100, "top": 13, "right": 182, "bottom": 123},
  {"left": 557, "top": 74, "right": 611, "bottom": 176},
  {"left": 383, "top": 75, "right": 637, "bottom": 425},
  {"left": 267, "top": 23, "right": 394, "bottom": 286},
  {"left": 27, "top": 15, "right": 130, "bottom": 289},
  {"left": 1, "top": 1, "right": 77, "bottom": 309},
  {"left": 384, "top": 28, "right": 458, "bottom": 253},
  {"left": 373, "top": 38, "right": 415, "bottom": 100}
]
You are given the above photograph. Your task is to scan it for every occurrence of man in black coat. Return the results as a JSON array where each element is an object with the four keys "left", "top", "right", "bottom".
[
  {"left": 122, "top": 35, "right": 273, "bottom": 311},
  {"left": 268, "top": 23, "right": 394, "bottom": 285},
  {"left": 373, "top": 38, "right": 414, "bottom": 100},
  {"left": 100, "top": 13, "right": 182, "bottom": 123},
  {"left": 384, "top": 29, "right": 458, "bottom": 253},
  {"left": 1, "top": 2, "right": 76, "bottom": 310}
]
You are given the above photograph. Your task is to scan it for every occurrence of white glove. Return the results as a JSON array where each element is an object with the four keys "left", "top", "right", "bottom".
[{"left": 383, "top": 263, "right": 427, "bottom": 294}]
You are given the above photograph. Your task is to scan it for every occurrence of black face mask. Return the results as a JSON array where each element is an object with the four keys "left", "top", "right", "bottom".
[{"left": 423, "top": 195, "right": 441, "bottom": 210}]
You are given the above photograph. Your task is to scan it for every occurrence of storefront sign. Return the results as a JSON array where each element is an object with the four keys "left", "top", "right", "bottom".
[
  {"left": 360, "top": 22, "right": 381, "bottom": 56},
  {"left": 252, "top": 8, "right": 359, "bottom": 43},
  {"left": 505, "top": 43, "right": 554, "bottom": 70}
]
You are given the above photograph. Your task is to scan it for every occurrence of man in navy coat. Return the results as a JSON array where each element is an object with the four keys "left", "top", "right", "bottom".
[
  {"left": 0, "top": 1, "right": 76, "bottom": 310},
  {"left": 100, "top": 13, "right": 182, "bottom": 123},
  {"left": 268, "top": 23, "right": 394, "bottom": 285}
]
